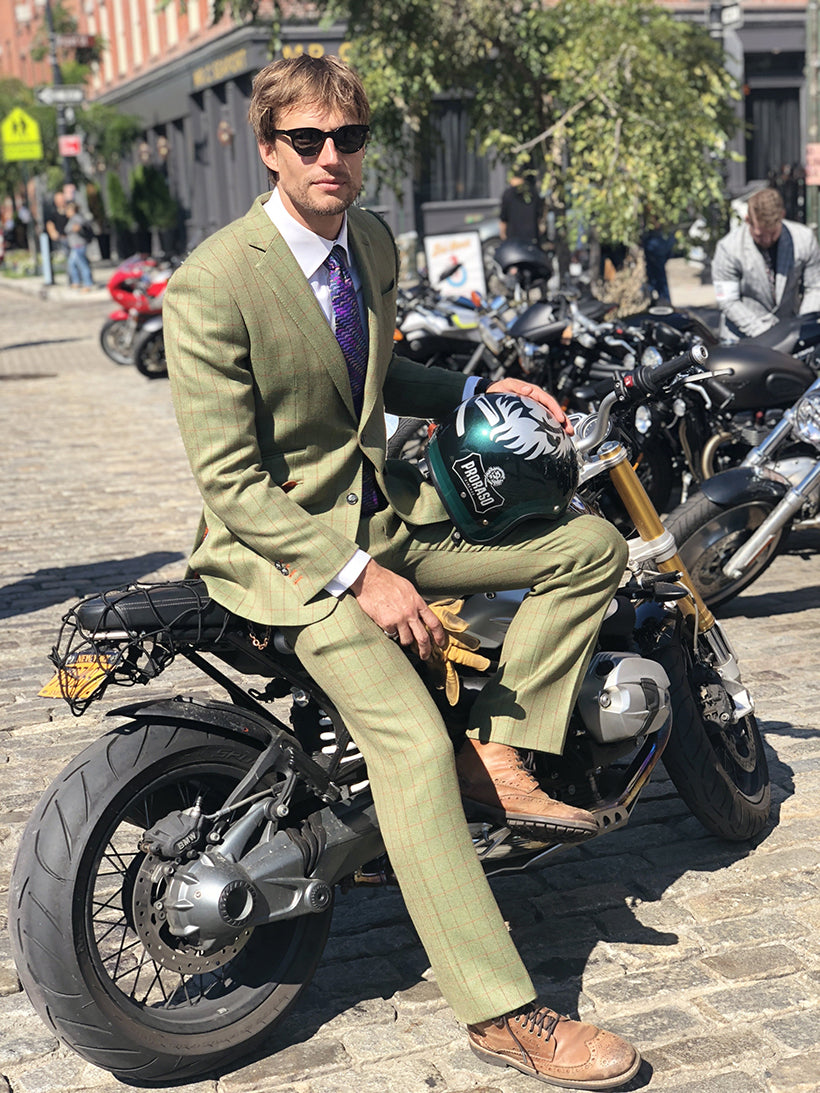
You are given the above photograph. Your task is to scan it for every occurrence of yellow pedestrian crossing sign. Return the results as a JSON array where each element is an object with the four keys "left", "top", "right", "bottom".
[{"left": 1, "top": 108, "right": 44, "bottom": 163}]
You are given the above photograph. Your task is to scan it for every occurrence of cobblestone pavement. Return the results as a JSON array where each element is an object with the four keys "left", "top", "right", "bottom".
[{"left": 1, "top": 275, "right": 819, "bottom": 1093}]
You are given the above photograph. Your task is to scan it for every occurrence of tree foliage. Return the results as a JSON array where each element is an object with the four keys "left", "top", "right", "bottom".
[{"left": 326, "top": 0, "right": 738, "bottom": 243}]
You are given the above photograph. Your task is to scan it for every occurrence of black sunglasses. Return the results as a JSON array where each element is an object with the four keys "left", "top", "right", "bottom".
[{"left": 273, "top": 124, "right": 370, "bottom": 157}]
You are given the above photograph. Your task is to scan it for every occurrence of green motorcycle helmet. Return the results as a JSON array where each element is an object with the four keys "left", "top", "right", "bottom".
[{"left": 426, "top": 392, "right": 579, "bottom": 544}]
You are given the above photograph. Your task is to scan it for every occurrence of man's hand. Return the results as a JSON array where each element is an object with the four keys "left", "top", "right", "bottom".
[
  {"left": 350, "top": 559, "right": 447, "bottom": 659},
  {"left": 486, "top": 377, "right": 573, "bottom": 436}
]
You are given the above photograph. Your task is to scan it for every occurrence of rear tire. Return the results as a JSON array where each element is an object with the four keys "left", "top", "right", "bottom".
[
  {"left": 665, "top": 491, "right": 787, "bottom": 609},
  {"left": 9, "top": 720, "right": 332, "bottom": 1083},
  {"left": 658, "top": 636, "right": 770, "bottom": 841}
]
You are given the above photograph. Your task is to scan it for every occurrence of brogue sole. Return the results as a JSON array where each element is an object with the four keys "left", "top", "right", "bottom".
[
  {"left": 462, "top": 798, "right": 599, "bottom": 842},
  {"left": 468, "top": 1037, "right": 642, "bottom": 1090}
]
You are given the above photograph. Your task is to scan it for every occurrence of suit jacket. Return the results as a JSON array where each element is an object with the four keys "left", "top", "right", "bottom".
[
  {"left": 164, "top": 193, "right": 469, "bottom": 626},
  {"left": 712, "top": 218, "right": 820, "bottom": 342}
]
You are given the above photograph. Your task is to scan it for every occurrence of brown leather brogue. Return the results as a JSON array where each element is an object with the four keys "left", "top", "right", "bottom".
[
  {"left": 468, "top": 1002, "right": 641, "bottom": 1089},
  {"left": 455, "top": 738, "right": 598, "bottom": 841}
]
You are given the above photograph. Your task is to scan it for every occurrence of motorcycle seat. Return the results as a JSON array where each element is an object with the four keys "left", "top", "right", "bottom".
[
  {"left": 740, "top": 314, "right": 805, "bottom": 355},
  {"left": 74, "top": 579, "right": 233, "bottom": 643}
]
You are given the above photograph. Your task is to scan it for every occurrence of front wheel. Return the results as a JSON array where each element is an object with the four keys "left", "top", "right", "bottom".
[
  {"left": 9, "top": 720, "right": 332, "bottom": 1083},
  {"left": 665, "top": 491, "right": 787, "bottom": 609},
  {"left": 658, "top": 635, "right": 770, "bottom": 841},
  {"left": 99, "top": 317, "right": 135, "bottom": 365},
  {"left": 133, "top": 326, "right": 167, "bottom": 378}
]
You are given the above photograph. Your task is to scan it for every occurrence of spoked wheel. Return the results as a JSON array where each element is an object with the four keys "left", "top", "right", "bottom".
[
  {"left": 133, "top": 327, "right": 167, "bottom": 378},
  {"left": 665, "top": 493, "right": 787, "bottom": 609},
  {"left": 9, "top": 721, "right": 332, "bottom": 1083},
  {"left": 99, "top": 317, "right": 135, "bottom": 365},
  {"left": 658, "top": 635, "right": 771, "bottom": 841}
]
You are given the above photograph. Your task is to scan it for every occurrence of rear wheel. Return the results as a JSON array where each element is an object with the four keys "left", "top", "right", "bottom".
[
  {"left": 658, "top": 635, "right": 770, "bottom": 841},
  {"left": 665, "top": 491, "right": 787, "bottom": 608},
  {"left": 9, "top": 720, "right": 332, "bottom": 1083}
]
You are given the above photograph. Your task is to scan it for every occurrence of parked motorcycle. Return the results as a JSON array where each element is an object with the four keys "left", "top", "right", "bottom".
[
  {"left": 9, "top": 345, "right": 769, "bottom": 1082},
  {"left": 99, "top": 255, "right": 175, "bottom": 366},
  {"left": 664, "top": 371, "right": 820, "bottom": 608},
  {"left": 132, "top": 307, "right": 167, "bottom": 379}
]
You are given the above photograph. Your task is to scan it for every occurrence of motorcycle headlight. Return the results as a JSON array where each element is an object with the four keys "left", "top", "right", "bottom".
[
  {"left": 640, "top": 346, "right": 664, "bottom": 369},
  {"left": 634, "top": 404, "right": 653, "bottom": 435},
  {"left": 793, "top": 391, "right": 820, "bottom": 446}
]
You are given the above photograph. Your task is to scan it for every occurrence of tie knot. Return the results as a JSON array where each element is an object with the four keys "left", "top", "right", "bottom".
[{"left": 327, "top": 245, "right": 346, "bottom": 273}]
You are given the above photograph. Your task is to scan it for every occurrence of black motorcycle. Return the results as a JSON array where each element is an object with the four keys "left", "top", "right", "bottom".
[{"left": 9, "top": 348, "right": 770, "bottom": 1083}]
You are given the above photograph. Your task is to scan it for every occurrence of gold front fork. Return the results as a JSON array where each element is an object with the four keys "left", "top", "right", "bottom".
[{"left": 599, "top": 443, "right": 716, "bottom": 633}]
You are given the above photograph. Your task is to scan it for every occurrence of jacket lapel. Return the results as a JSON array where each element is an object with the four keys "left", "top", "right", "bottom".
[{"left": 243, "top": 195, "right": 357, "bottom": 419}]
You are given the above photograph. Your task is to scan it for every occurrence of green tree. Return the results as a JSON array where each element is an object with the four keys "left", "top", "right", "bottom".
[
  {"left": 30, "top": 0, "right": 105, "bottom": 86},
  {"left": 130, "top": 163, "right": 179, "bottom": 232},
  {"left": 327, "top": 0, "right": 738, "bottom": 247}
]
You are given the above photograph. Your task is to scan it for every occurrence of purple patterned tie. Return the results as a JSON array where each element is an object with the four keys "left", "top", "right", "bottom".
[
  {"left": 325, "top": 245, "right": 383, "bottom": 513},
  {"left": 326, "top": 245, "right": 368, "bottom": 416}
]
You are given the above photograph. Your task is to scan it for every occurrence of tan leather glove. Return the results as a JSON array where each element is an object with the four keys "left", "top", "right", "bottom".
[{"left": 418, "top": 598, "right": 491, "bottom": 705}]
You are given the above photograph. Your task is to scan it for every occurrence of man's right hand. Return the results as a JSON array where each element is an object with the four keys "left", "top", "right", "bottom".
[{"left": 350, "top": 559, "right": 446, "bottom": 660}]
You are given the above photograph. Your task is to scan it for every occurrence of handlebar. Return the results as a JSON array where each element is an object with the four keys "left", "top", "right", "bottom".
[{"left": 615, "top": 343, "right": 709, "bottom": 398}]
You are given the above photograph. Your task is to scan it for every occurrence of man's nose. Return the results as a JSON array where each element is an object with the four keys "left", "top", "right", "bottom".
[{"left": 317, "top": 135, "right": 342, "bottom": 164}]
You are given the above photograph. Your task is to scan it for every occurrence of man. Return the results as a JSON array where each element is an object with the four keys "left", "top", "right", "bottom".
[
  {"left": 499, "top": 172, "right": 544, "bottom": 245},
  {"left": 164, "top": 55, "right": 638, "bottom": 1090},
  {"left": 712, "top": 187, "right": 820, "bottom": 342}
]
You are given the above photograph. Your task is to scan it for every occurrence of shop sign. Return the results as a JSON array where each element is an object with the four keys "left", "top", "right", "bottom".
[{"left": 192, "top": 47, "right": 249, "bottom": 90}]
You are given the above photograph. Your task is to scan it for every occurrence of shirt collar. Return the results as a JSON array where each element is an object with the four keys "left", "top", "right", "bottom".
[{"left": 264, "top": 188, "right": 351, "bottom": 278}]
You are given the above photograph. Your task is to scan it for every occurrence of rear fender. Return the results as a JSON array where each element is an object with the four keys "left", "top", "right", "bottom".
[
  {"left": 698, "top": 466, "right": 790, "bottom": 508},
  {"left": 107, "top": 696, "right": 282, "bottom": 747}
]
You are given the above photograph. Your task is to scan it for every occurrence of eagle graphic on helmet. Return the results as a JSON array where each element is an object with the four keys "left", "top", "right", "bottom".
[{"left": 426, "top": 393, "right": 579, "bottom": 543}]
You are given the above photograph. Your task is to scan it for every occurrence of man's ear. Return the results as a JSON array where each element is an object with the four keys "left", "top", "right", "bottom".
[{"left": 258, "top": 140, "right": 278, "bottom": 175}]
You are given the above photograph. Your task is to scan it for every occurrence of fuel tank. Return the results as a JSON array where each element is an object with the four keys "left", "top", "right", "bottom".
[
  {"left": 621, "top": 305, "right": 719, "bottom": 347},
  {"left": 702, "top": 344, "right": 816, "bottom": 411}
]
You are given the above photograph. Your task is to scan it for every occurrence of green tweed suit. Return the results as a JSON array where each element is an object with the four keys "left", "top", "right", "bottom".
[{"left": 165, "top": 193, "right": 627, "bottom": 1024}]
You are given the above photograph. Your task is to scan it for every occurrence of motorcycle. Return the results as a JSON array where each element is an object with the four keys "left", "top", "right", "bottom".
[
  {"left": 132, "top": 303, "right": 167, "bottom": 379},
  {"left": 9, "top": 345, "right": 770, "bottom": 1083},
  {"left": 99, "top": 255, "right": 176, "bottom": 367},
  {"left": 664, "top": 371, "right": 820, "bottom": 608}
]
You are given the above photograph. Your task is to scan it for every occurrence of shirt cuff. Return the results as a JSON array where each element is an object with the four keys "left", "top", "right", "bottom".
[
  {"left": 325, "top": 549, "right": 372, "bottom": 597},
  {"left": 463, "top": 376, "right": 491, "bottom": 400}
]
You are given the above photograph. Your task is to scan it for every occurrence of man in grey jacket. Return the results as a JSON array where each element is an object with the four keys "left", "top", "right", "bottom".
[{"left": 712, "top": 187, "right": 820, "bottom": 342}]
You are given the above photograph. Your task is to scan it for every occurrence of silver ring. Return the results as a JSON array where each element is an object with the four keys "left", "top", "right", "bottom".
[{"left": 383, "top": 629, "right": 399, "bottom": 639}]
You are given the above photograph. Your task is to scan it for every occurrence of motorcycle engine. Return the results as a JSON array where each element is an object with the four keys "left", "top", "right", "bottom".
[{"left": 578, "top": 652, "right": 671, "bottom": 744}]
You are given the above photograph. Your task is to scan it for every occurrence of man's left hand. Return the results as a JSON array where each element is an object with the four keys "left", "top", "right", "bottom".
[{"left": 486, "top": 378, "right": 573, "bottom": 436}]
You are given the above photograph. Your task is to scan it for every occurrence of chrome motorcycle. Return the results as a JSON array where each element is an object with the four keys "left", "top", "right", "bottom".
[
  {"left": 664, "top": 372, "right": 820, "bottom": 608},
  {"left": 9, "top": 346, "right": 769, "bottom": 1083}
]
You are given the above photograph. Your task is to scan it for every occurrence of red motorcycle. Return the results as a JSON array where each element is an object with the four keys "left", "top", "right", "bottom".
[{"left": 99, "top": 255, "right": 176, "bottom": 366}]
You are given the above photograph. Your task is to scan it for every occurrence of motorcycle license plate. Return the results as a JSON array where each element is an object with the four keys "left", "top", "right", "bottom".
[{"left": 39, "top": 651, "right": 118, "bottom": 702}]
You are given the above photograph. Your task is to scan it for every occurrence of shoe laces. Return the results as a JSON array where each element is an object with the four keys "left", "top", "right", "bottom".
[{"left": 508, "top": 1002, "right": 562, "bottom": 1041}]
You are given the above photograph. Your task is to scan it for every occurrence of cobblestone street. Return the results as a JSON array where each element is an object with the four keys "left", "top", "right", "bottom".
[{"left": 1, "top": 272, "right": 819, "bottom": 1093}]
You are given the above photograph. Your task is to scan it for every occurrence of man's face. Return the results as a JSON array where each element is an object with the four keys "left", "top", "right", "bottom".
[
  {"left": 747, "top": 213, "right": 783, "bottom": 249},
  {"left": 259, "top": 104, "right": 365, "bottom": 239}
]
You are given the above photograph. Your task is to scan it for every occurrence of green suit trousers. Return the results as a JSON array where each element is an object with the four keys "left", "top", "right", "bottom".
[{"left": 283, "top": 508, "right": 627, "bottom": 1025}]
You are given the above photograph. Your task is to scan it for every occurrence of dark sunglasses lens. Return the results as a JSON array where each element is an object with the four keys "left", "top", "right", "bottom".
[
  {"left": 289, "top": 129, "right": 324, "bottom": 155},
  {"left": 334, "top": 126, "right": 369, "bottom": 153}
]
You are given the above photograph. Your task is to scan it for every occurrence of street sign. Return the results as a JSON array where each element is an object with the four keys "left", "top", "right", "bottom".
[
  {"left": 0, "top": 107, "right": 43, "bottom": 163},
  {"left": 806, "top": 143, "right": 820, "bottom": 188},
  {"left": 58, "top": 133, "right": 83, "bottom": 157},
  {"left": 56, "top": 33, "right": 95, "bottom": 49},
  {"left": 35, "top": 85, "right": 85, "bottom": 106}
]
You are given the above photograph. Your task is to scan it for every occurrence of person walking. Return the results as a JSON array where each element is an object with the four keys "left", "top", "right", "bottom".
[
  {"left": 64, "top": 201, "right": 95, "bottom": 290},
  {"left": 163, "top": 54, "right": 639, "bottom": 1090}
]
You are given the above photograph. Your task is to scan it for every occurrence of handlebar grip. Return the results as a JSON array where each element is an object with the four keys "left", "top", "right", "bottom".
[{"left": 625, "top": 343, "right": 709, "bottom": 396}]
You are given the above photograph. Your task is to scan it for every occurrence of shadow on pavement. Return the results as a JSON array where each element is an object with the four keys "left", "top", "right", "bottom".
[{"left": 0, "top": 551, "right": 185, "bottom": 620}]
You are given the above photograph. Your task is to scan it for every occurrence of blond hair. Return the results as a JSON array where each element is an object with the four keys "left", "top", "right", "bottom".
[
  {"left": 747, "top": 188, "right": 785, "bottom": 229},
  {"left": 248, "top": 55, "right": 370, "bottom": 146}
]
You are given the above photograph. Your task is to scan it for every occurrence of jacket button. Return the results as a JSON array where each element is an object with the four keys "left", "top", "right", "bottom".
[{"left": 346, "top": 492, "right": 359, "bottom": 505}]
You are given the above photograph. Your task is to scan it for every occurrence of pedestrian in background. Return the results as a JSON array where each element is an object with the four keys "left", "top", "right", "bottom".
[
  {"left": 499, "top": 172, "right": 544, "bottom": 245},
  {"left": 64, "top": 201, "right": 95, "bottom": 290}
]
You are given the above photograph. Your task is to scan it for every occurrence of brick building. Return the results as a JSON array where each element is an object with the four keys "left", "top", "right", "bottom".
[{"left": 0, "top": 0, "right": 812, "bottom": 246}]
